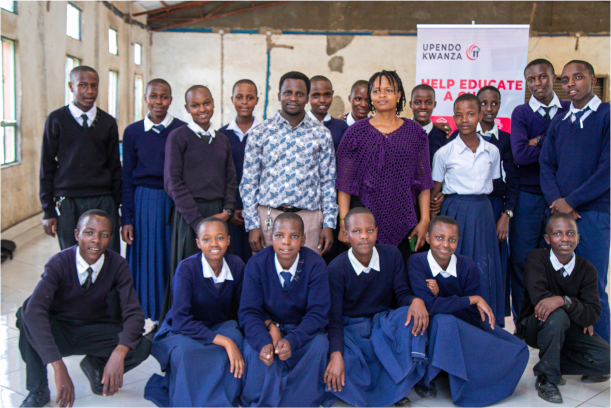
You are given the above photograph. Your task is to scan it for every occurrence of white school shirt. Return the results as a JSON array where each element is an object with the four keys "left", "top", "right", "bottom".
[
  {"left": 347, "top": 247, "right": 381, "bottom": 276},
  {"left": 274, "top": 253, "right": 300, "bottom": 287},
  {"left": 307, "top": 110, "right": 332, "bottom": 124},
  {"left": 226, "top": 116, "right": 260, "bottom": 142},
  {"left": 562, "top": 95, "right": 602, "bottom": 128},
  {"left": 143, "top": 113, "right": 174, "bottom": 132},
  {"left": 75, "top": 250, "right": 105, "bottom": 285},
  {"left": 550, "top": 251, "right": 576, "bottom": 277},
  {"left": 432, "top": 134, "right": 501, "bottom": 195},
  {"left": 346, "top": 111, "right": 357, "bottom": 126},
  {"left": 476, "top": 122, "right": 499, "bottom": 140},
  {"left": 427, "top": 250, "right": 458, "bottom": 279},
  {"left": 413, "top": 118, "right": 434, "bottom": 135},
  {"left": 201, "top": 255, "right": 234, "bottom": 283},
  {"left": 188, "top": 122, "right": 216, "bottom": 139},
  {"left": 69, "top": 100, "right": 97, "bottom": 127},
  {"left": 528, "top": 92, "right": 563, "bottom": 120}
]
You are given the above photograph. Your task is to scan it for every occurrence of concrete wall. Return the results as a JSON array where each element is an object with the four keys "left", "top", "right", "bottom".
[
  {"left": 1, "top": 1, "right": 149, "bottom": 230},
  {"left": 151, "top": 32, "right": 611, "bottom": 129}
]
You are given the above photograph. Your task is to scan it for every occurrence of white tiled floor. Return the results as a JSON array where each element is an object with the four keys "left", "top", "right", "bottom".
[{"left": 1, "top": 213, "right": 609, "bottom": 407}]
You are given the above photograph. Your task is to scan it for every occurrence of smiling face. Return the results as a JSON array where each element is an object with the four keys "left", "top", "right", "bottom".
[
  {"left": 561, "top": 62, "right": 596, "bottom": 109},
  {"left": 272, "top": 219, "right": 305, "bottom": 268},
  {"left": 348, "top": 85, "right": 370, "bottom": 120},
  {"left": 309, "top": 80, "right": 334, "bottom": 118},
  {"left": 196, "top": 221, "right": 230, "bottom": 264},
  {"left": 409, "top": 89, "right": 436, "bottom": 126},
  {"left": 74, "top": 215, "right": 112, "bottom": 265},
  {"left": 345, "top": 213, "right": 377, "bottom": 259},
  {"left": 68, "top": 70, "right": 99, "bottom": 112},
  {"left": 232, "top": 83, "right": 258, "bottom": 119},
  {"left": 544, "top": 217, "right": 579, "bottom": 262},
  {"left": 478, "top": 89, "right": 500, "bottom": 127},
  {"left": 185, "top": 87, "right": 214, "bottom": 129},
  {"left": 278, "top": 78, "right": 308, "bottom": 117},
  {"left": 145, "top": 82, "right": 172, "bottom": 122},
  {"left": 525, "top": 63, "right": 555, "bottom": 105},
  {"left": 370, "top": 75, "right": 400, "bottom": 114},
  {"left": 425, "top": 221, "right": 459, "bottom": 267},
  {"left": 453, "top": 99, "right": 482, "bottom": 137}
]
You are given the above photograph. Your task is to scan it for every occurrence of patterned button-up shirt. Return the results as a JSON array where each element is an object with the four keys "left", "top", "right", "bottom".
[{"left": 240, "top": 111, "right": 338, "bottom": 231}]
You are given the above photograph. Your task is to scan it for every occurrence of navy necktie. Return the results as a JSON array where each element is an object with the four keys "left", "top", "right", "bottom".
[
  {"left": 82, "top": 267, "right": 93, "bottom": 292},
  {"left": 152, "top": 124, "right": 165, "bottom": 133},
  {"left": 541, "top": 106, "right": 552, "bottom": 120},
  {"left": 481, "top": 134, "right": 492, "bottom": 142},
  {"left": 198, "top": 132, "right": 211, "bottom": 144},
  {"left": 280, "top": 271, "right": 292, "bottom": 291},
  {"left": 81, "top": 114, "right": 89, "bottom": 129},
  {"left": 573, "top": 107, "right": 589, "bottom": 123},
  {"left": 559, "top": 267, "right": 569, "bottom": 278}
]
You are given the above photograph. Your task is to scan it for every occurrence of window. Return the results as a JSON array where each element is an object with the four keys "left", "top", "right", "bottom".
[
  {"left": 1, "top": 38, "right": 18, "bottom": 166},
  {"left": 1, "top": 1, "right": 16, "bottom": 13},
  {"left": 134, "top": 75, "right": 144, "bottom": 122},
  {"left": 108, "top": 28, "right": 118, "bottom": 55},
  {"left": 134, "top": 43, "right": 142, "bottom": 65},
  {"left": 108, "top": 70, "right": 118, "bottom": 118},
  {"left": 66, "top": 3, "right": 81, "bottom": 40},
  {"left": 64, "top": 56, "right": 81, "bottom": 106}
]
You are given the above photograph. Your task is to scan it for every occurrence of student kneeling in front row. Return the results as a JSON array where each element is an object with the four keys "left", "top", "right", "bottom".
[
  {"left": 16, "top": 210, "right": 150, "bottom": 408},
  {"left": 516, "top": 213, "right": 610, "bottom": 404}
]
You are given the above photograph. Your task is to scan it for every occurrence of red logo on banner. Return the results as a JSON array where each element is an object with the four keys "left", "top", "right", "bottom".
[{"left": 466, "top": 45, "right": 480, "bottom": 60}]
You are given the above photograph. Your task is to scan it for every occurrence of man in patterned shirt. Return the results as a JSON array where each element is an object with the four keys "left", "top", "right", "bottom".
[{"left": 240, "top": 71, "right": 338, "bottom": 255}]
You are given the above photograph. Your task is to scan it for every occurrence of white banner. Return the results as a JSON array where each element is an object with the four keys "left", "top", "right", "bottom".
[{"left": 415, "top": 24, "right": 530, "bottom": 132}]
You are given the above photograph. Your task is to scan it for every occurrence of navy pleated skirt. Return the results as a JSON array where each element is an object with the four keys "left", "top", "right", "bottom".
[
  {"left": 488, "top": 195, "right": 511, "bottom": 318},
  {"left": 440, "top": 194, "right": 504, "bottom": 322},
  {"left": 127, "top": 186, "right": 173, "bottom": 321}
]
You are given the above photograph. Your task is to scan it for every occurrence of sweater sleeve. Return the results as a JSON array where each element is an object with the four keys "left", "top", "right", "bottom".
[
  {"left": 539, "top": 122, "right": 564, "bottom": 205},
  {"left": 501, "top": 139, "right": 519, "bottom": 212},
  {"left": 107, "top": 117, "right": 123, "bottom": 206},
  {"left": 407, "top": 256, "right": 470, "bottom": 315},
  {"left": 39, "top": 114, "right": 60, "bottom": 219},
  {"left": 284, "top": 257, "right": 331, "bottom": 351},
  {"left": 170, "top": 260, "right": 217, "bottom": 344},
  {"left": 327, "top": 261, "right": 345, "bottom": 355},
  {"left": 121, "top": 127, "right": 136, "bottom": 225},
  {"left": 567, "top": 262, "right": 603, "bottom": 327},
  {"left": 319, "top": 130, "right": 339, "bottom": 229},
  {"left": 164, "top": 131, "right": 204, "bottom": 232},
  {"left": 392, "top": 249, "right": 416, "bottom": 307},
  {"left": 113, "top": 258, "right": 145, "bottom": 349},
  {"left": 238, "top": 259, "right": 273, "bottom": 352},
  {"left": 221, "top": 134, "right": 238, "bottom": 211},
  {"left": 523, "top": 250, "right": 557, "bottom": 306},
  {"left": 240, "top": 128, "right": 264, "bottom": 232},
  {"left": 510, "top": 107, "right": 542, "bottom": 166}
]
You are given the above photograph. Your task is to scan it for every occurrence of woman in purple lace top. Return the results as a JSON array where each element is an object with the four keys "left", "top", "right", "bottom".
[{"left": 336, "top": 70, "right": 434, "bottom": 263}]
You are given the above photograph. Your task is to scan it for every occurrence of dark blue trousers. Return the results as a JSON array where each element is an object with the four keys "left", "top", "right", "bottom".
[{"left": 508, "top": 191, "right": 548, "bottom": 321}]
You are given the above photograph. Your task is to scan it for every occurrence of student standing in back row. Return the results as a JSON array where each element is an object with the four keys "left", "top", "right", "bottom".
[
  {"left": 540, "top": 60, "right": 610, "bottom": 343},
  {"left": 40, "top": 66, "right": 122, "bottom": 254},
  {"left": 508, "top": 59, "right": 570, "bottom": 321}
]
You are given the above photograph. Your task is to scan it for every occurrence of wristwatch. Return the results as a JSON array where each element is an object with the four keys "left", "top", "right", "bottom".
[
  {"left": 562, "top": 296, "right": 572, "bottom": 310},
  {"left": 536, "top": 135, "right": 542, "bottom": 145},
  {"left": 223, "top": 209, "right": 234, "bottom": 219},
  {"left": 504, "top": 210, "right": 513, "bottom": 218}
]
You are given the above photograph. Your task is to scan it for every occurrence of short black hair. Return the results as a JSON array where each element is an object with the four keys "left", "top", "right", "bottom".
[
  {"left": 350, "top": 80, "right": 368, "bottom": 94},
  {"left": 477, "top": 85, "right": 501, "bottom": 102},
  {"left": 524, "top": 58, "right": 555, "bottom": 77},
  {"left": 310, "top": 75, "right": 332, "bottom": 85},
  {"left": 279, "top": 71, "right": 310, "bottom": 95},
  {"left": 411, "top": 84, "right": 436, "bottom": 99},
  {"left": 146, "top": 78, "right": 172, "bottom": 95},
  {"left": 428, "top": 215, "right": 459, "bottom": 235},
  {"left": 272, "top": 212, "right": 305, "bottom": 235},
  {"left": 368, "top": 70, "right": 406, "bottom": 115},
  {"left": 454, "top": 93, "right": 481, "bottom": 113},
  {"left": 545, "top": 213, "right": 578, "bottom": 235},
  {"left": 185, "top": 85, "right": 211, "bottom": 103},
  {"left": 344, "top": 207, "right": 376, "bottom": 230},
  {"left": 76, "top": 209, "right": 113, "bottom": 234},
  {"left": 70, "top": 66, "right": 98, "bottom": 82},
  {"left": 565, "top": 60, "right": 596, "bottom": 76},
  {"left": 196, "top": 216, "right": 229, "bottom": 236},
  {"left": 232, "top": 79, "right": 258, "bottom": 96}
]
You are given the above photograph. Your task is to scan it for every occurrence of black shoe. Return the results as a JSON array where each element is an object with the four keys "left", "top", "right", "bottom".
[
  {"left": 80, "top": 355, "right": 104, "bottom": 395},
  {"left": 414, "top": 382, "right": 437, "bottom": 398},
  {"left": 582, "top": 374, "right": 610, "bottom": 383},
  {"left": 536, "top": 375, "right": 563, "bottom": 404},
  {"left": 20, "top": 389, "right": 50, "bottom": 407},
  {"left": 558, "top": 376, "right": 566, "bottom": 386},
  {"left": 392, "top": 396, "right": 411, "bottom": 407}
]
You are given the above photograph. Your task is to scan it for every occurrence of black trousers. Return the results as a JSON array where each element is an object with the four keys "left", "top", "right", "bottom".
[
  {"left": 522, "top": 308, "right": 610, "bottom": 385},
  {"left": 16, "top": 308, "right": 151, "bottom": 393},
  {"left": 56, "top": 195, "right": 121, "bottom": 254}
]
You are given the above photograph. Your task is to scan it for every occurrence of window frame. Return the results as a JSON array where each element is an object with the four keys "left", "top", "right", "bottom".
[
  {"left": 1, "top": 1, "right": 17, "bottom": 13},
  {"left": 108, "top": 70, "right": 119, "bottom": 119},
  {"left": 134, "top": 43, "right": 142, "bottom": 66},
  {"left": 1, "top": 37, "right": 19, "bottom": 167},
  {"left": 108, "top": 27, "right": 119, "bottom": 56},
  {"left": 66, "top": 3, "right": 82, "bottom": 41},
  {"left": 134, "top": 74, "right": 144, "bottom": 122},
  {"left": 64, "top": 55, "right": 81, "bottom": 106}
]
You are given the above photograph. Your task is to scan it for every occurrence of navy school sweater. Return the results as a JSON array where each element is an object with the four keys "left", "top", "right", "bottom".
[
  {"left": 20, "top": 246, "right": 145, "bottom": 365},
  {"left": 325, "top": 118, "right": 350, "bottom": 152},
  {"left": 238, "top": 246, "right": 330, "bottom": 352},
  {"left": 428, "top": 126, "right": 450, "bottom": 164},
  {"left": 40, "top": 106, "right": 122, "bottom": 219},
  {"left": 327, "top": 244, "right": 416, "bottom": 354},
  {"left": 539, "top": 102, "right": 610, "bottom": 213},
  {"left": 218, "top": 125, "right": 248, "bottom": 210}
]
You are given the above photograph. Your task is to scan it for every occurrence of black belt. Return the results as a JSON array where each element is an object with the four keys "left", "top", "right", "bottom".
[{"left": 273, "top": 205, "right": 305, "bottom": 213}]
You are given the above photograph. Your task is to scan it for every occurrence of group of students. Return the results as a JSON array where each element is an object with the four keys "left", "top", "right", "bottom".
[{"left": 15, "top": 56, "right": 609, "bottom": 407}]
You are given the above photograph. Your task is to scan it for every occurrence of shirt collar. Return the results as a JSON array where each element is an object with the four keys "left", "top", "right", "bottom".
[
  {"left": 75, "top": 248, "right": 105, "bottom": 283},
  {"left": 274, "top": 253, "right": 300, "bottom": 278},
  {"left": 348, "top": 246, "right": 380, "bottom": 276},
  {"left": 477, "top": 122, "right": 499, "bottom": 139},
  {"left": 529, "top": 92, "right": 562, "bottom": 112},
  {"left": 274, "top": 110, "right": 310, "bottom": 130},
  {"left": 69, "top": 100, "right": 97, "bottom": 123},
  {"left": 144, "top": 113, "right": 174, "bottom": 132},
  {"left": 427, "top": 250, "right": 457, "bottom": 278},
  {"left": 414, "top": 119, "right": 434, "bottom": 135},
  {"left": 226, "top": 116, "right": 260, "bottom": 141},
  {"left": 201, "top": 254, "right": 233, "bottom": 283},
  {"left": 188, "top": 121, "right": 215, "bottom": 138},
  {"left": 346, "top": 111, "right": 356, "bottom": 126},
  {"left": 564, "top": 94, "right": 602, "bottom": 118},
  {"left": 454, "top": 134, "right": 490, "bottom": 155},
  {"left": 307, "top": 110, "right": 332, "bottom": 124},
  {"left": 549, "top": 250, "right": 576, "bottom": 276}
]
